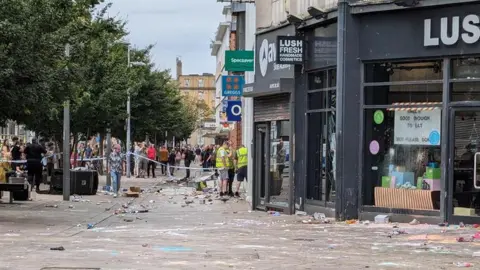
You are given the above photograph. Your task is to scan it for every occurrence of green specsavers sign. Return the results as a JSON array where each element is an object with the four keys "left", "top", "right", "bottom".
[{"left": 225, "top": 50, "right": 254, "bottom": 72}]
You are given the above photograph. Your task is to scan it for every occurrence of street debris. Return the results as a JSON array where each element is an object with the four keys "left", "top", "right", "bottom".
[
  {"left": 409, "top": 219, "right": 420, "bottom": 225},
  {"left": 87, "top": 223, "right": 95, "bottom": 229},
  {"left": 454, "top": 262, "right": 473, "bottom": 267},
  {"left": 50, "top": 246, "right": 65, "bottom": 251},
  {"left": 45, "top": 204, "right": 58, "bottom": 208},
  {"left": 123, "top": 217, "right": 134, "bottom": 222},
  {"left": 374, "top": 214, "right": 389, "bottom": 224}
]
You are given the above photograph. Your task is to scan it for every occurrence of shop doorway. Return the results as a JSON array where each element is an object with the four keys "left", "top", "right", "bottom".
[
  {"left": 254, "top": 124, "right": 269, "bottom": 208},
  {"left": 448, "top": 104, "right": 480, "bottom": 223}
]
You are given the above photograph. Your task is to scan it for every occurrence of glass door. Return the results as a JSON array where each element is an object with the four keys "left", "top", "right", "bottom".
[
  {"left": 255, "top": 124, "right": 269, "bottom": 208},
  {"left": 448, "top": 106, "right": 480, "bottom": 223}
]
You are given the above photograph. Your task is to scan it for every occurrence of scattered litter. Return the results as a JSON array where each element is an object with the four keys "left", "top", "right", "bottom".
[
  {"left": 378, "top": 262, "right": 400, "bottom": 267},
  {"left": 438, "top": 222, "right": 449, "bottom": 227},
  {"left": 268, "top": 211, "right": 280, "bottom": 216},
  {"left": 50, "top": 246, "right": 65, "bottom": 251},
  {"left": 87, "top": 223, "right": 95, "bottom": 229},
  {"left": 142, "top": 244, "right": 148, "bottom": 247},
  {"left": 68, "top": 205, "right": 74, "bottom": 209},
  {"left": 154, "top": 246, "right": 193, "bottom": 252},
  {"left": 374, "top": 215, "right": 389, "bottom": 224},
  {"left": 363, "top": 220, "right": 370, "bottom": 226},
  {"left": 313, "top": 212, "right": 326, "bottom": 220},
  {"left": 346, "top": 219, "right": 358, "bottom": 225},
  {"left": 45, "top": 204, "right": 58, "bottom": 208},
  {"left": 123, "top": 218, "right": 134, "bottom": 222},
  {"left": 199, "top": 199, "right": 205, "bottom": 204},
  {"left": 472, "top": 251, "right": 480, "bottom": 257},
  {"left": 459, "top": 222, "right": 466, "bottom": 228},
  {"left": 409, "top": 219, "right": 420, "bottom": 225},
  {"left": 149, "top": 200, "right": 155, "bottom": 203},
  {"left": 135, "top": 209, "right": 149, "bottom": 213},
  {"left": 295, "top": 211, "right": 307, "bottom": 216},
  {"left": 473, "top": 224, "right": 480, "bottom": 229},
  {"left": 454, "top": 262, "right": 473, "bottom": 267},
  {"left": 456, "top": 237, "right": 474, "bottom": 243}
]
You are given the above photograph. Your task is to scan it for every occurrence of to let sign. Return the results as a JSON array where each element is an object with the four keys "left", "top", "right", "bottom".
[
  {"left": 225, "top": 50, "right": 254, "bottom": 72},
  {"left": 276, "top": 36, "right": 304, "bottom": 65},
  {"left": 222, "top": 75, "right": 244, "bottom": 96}
]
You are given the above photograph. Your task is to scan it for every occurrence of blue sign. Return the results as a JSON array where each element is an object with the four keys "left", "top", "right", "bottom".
[
  {"left": 429, "top": 130, "right": 440, "bottom": 145},
  {"left": 222, "top": 75, "right": 244, "bottom": 96},
  {"left": 226, "top": 101, "right": 242, "bottom": 122}
]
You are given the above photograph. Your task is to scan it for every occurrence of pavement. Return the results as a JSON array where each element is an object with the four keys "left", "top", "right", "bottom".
[{"left": 0, "top": 172, "right": 479, "bottom": 269}]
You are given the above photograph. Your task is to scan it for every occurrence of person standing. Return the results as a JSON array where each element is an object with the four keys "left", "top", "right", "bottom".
[
  {"left": 216, "top": 141, "right": 230, "bottom": 197},
  {"left": 147, "top": 144, "right": 156, "bottom": 178},
  {"left": 234, "top": 144, "right": 248, "bottom": 197},
  {"left": 24, "top": 139, "right": 46, "bottom": 192},
  {"left": 109, "top": 144, "right": 124, "bottom": 197},
  {"left": 10, "top": 136, "right": 21, "bottom": 171},
  {"left": 168, "top": 149, "right": 176, "bottom": 176},
  {"left": 226, "top": 143, "right": 235, "bottom": 197},
  {"left": 159, "top": 146, "right": 169, "bottom": 175},
  {"left": 175, "top": 148, "right": 182, "bottom": 171},
  {"left": 183, "top": 147, "right": 194, "bottom": 179}
]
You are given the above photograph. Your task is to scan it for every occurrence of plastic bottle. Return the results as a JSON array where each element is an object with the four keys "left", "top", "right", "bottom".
[{"left": 454, "top": 262, "right": 472, "bottom": 267}]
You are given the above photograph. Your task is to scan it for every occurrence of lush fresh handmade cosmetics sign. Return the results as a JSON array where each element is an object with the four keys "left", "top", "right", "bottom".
[
  {"left": 276, "top": 36, "right": 304, "bottom": 65},
  {"left": 394, "top": 110, "right": 441, "bottom": 145},
  {"left": 221, "top": 75, "right": 244, "bottom": 96}
]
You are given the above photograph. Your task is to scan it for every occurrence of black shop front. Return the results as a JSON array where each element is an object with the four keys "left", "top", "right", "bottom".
[{"left": 347, "top": 2, "right": 480, "bottom": 223}]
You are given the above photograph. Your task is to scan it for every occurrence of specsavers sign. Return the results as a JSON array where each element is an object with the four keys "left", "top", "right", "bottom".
[
  {"left": 394, "top": 110, "right": 441, "bottom": 146},
  {"left": 225, "top": 50, "right": 254, "bottom": 72}
]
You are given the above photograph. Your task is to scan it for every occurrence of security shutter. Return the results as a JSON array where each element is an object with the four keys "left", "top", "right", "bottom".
[{"left": 254, "top": 93, "right": 290, "bottom": 122}]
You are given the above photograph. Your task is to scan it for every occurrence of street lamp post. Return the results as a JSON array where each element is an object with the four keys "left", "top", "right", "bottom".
[
  {"left": 125, "top": 45, "right": 146, "bottom": 178},
  {"left": 63, "top": 43, "right": 71, "bottom": 202}
]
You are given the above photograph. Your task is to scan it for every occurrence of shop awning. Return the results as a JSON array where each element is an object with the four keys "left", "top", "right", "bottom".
[{"left": 386, "top": 102, "right": 442, "bottom": 111}]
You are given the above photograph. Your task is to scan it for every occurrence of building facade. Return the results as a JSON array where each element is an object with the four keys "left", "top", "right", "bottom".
[
  {"left": 239, "top": 0, "right": 480, "bottom": 224},
  {"left": 176, "top": 58, "right": 216, "bottom": 146}
]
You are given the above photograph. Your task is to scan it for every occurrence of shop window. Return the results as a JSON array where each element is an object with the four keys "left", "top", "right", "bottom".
[
  {"left": 364, "top": 61, "right": 443, "bottom": 83},
  {"left": 452, "top": 58, "right": 480, "bottom": 79},
  {"left": 269, "top": 120, "right": 290, "bottom": 207},
  {"left": 198, "top": 79, "right": 204, "bottom": 87},
  {"left": 306, "top": 111, "right": 336, "bottom": 202},
  {"left": 308, "top": 69, "right": 336, "bottom": 90},
  {"left": 362, "top": 108, "right": 442, "bottom": 208},
  {"left": 308, "top": 90, "right": 336, "bottom": 111},
  {"left": 364, "top": 84, "right": 442, "bottom": 105},
  {"left": 451, "top": 82, "right": 480, "bottom": 102},
  {"left": 451, "top": 57, "right": 480, "bottom": 102}
]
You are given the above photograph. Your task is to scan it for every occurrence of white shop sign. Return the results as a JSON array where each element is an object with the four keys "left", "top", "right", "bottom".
[{"left": 394, "top": 110, "right": 441, "bottom": 146}]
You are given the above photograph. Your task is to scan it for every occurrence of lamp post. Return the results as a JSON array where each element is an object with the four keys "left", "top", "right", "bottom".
[
  {"left": 125, "top": 45, "right": 146, "bottom": 178},
  {"left": 63, "top": 43, "right": 71, "bottom": 201}
]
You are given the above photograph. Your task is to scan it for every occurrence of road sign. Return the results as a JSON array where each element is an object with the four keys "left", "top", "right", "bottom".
[
  {"left": 222, "top": 75, "right": 244, "bottom": 96},
  {"left": 226, "top": 100, "right": 242, "bottom": 122}
]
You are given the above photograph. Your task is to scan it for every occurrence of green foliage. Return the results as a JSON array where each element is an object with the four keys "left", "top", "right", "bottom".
[{"left": 0, "top": 0, "right": 199, "bottom": 143}]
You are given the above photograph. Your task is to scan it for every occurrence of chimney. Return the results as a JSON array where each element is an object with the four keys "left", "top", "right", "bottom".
[{"left": 176, "top": 57, "right": 182, "bottom": 79}]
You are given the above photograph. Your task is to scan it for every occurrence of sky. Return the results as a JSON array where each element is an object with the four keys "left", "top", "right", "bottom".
[{"left": 104, "top": 0, "right": 225, "bottom": 77}]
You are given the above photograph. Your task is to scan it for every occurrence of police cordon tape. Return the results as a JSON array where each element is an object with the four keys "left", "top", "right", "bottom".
[{"left": 127, "top": 152, "right": 207, "bottom": 170}]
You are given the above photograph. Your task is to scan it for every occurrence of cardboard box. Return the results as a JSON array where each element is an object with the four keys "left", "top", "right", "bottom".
[
  {"left": 391, "top": 171, "right": 415, "bottom": 187},
  {"left": 381, "top": 176, "right": 391, "bottom": 188},
  {"left": 454, "top": 207, "right": 476, "bottom": 216},
  {"left": 424, "top": 178, "right": 441, "bottom": 191},
  {"left": 374, "top": 187, "right": 440, "bottom": 210},
  {"left": 426, "top": 168, "right": 441, "bottom": 179}
]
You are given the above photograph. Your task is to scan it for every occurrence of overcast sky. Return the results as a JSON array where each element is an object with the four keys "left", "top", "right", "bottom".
[{"left": 104, "top": 0, "right": 225, "bottom": 77}]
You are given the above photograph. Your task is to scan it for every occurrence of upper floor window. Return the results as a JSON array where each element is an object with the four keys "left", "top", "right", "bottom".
[
  {"left": 184, "top": 79, "right": 190, "bottom": 87},
  {"left": 199, "top": 79, "right": 204, "bottom": 87}
]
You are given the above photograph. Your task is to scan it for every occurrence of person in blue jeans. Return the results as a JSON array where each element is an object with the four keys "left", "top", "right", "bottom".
[{"left": 109, "top": 144, "right": 124, "bottom": 198}]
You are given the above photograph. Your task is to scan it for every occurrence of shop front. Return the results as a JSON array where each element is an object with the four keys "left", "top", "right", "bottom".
[
  {"left": 354, "top": 2, "right": 480, "bottom": 223},
  {"left": 294, "top": 20, "right": 338, "bottom": 216},
  {"left": 244, "top": 24, "right": 295, "bottom": 213}
]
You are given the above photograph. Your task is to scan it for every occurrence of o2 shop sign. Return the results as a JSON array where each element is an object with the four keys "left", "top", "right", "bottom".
[
  {"left": 424, "top": 15, "right": 480, "bottom": 46},
  {"left": 226, "top": 100, "right": 242, "bottom": 122}
]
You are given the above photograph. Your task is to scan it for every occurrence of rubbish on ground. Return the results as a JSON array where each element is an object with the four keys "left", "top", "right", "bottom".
[
  {"left": 346, "top": 219, "right": 358, "bottom": 225},
  {"left": 149, "top": 200, "right": 155, "bottom": 203},
  {"left": 123, "top": 217, "right": 134, "bottom": 222},
  {"left": 50, "top": 246, "right": 65, "bottom": 251},
  {"left": 456, "top": 237, "right": 474, "bottom": 243},
  {"left": 409, "top": 219, "right": 420, "bottom": 225},
  {"left": 126, "top": 186, "right": 140, "bottom": 197},
  {"left": 472, "top": 251, "right": 480, "bottom": 257},
  {"left": 87, "top": 223, "right": 95, "bottom": 229},
  {"left": 295, "top": 211, "right": 307, "bottom": 216},
  {"left": 68, "top": 205, "right": 74, "bottom": 209},
  {"left": 438, "top": 222, "right": 449, "bottom": 227},
  {"left": 313, "top": 212, "right": 326, "bottom": 220},
  {"left": 135, "top": 209, "right": 149, "bottom": 213},
  {"left": 142, "top": 244, "right": 148, "bottom": 247},
  {"left": 45, "top": 204, "right": 58, "bottom": 208},
  {"left": 374, "top": 215, "right": 389, "bottom": 224},
  {"left": 199, "top": 199, "right": 205, "bottom": 204},
  {"left": 454, "top": 262, "right": 473, "bottom": 267},
  {"left": 474, "top": 224, "right": 480, "bottom": 228},
  {"left": 459, "top": 222, "right": 466, "bottom": 228},
  {"left": 185, "top": 199, "right": 194, "bottom": 205},
  {"left": 268, "top": 211, "right": 280, "bottom": 216},
  {"left": 378, "top": 262, "right": 400, "bottom": 267},
  {"left": 363, "top": 220, "right": 370, "bottom": 225},
  {"left": 473, "top": 232, "right": 480, "bottom": 239},
  {"left": 154, "top": 246, "right": 193, "bottom": 252}
]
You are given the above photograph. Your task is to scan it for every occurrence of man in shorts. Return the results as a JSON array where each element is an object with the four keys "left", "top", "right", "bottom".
[
  {"left": 234, "top": 144, "right": 248, "bottom": 197},
  {"left": 216, "top": 141, "right": 230, "bottom": 197}
]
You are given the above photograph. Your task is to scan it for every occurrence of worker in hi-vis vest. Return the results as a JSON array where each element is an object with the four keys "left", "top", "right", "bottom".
[
  {"left": 215, "top": 140, "right": 230, "bottom": 197},
  {"left": 234, "top": 144, "right": 248, "bottom": 196}
]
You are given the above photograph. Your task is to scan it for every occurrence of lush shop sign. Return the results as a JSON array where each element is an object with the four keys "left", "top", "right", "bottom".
[
  {"left": 225, "top": 50, "right": 254, "bottom": 72},
  {"left": 394, "top": 110, "right": 441, "bottom": 146},
  {"left": 276, "top": 36, "right": 304, "bottom": 64},
  {"left": 424, "top": 15, "right": 480, "bottom": 47}
]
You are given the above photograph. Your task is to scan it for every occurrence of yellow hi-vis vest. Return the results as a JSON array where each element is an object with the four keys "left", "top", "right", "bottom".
[
  {"left": 236, "top": 147, "right": 248, "bottom": 168},
  {"left": 216, "top": 147, "right": 230, "bottom": 169}
]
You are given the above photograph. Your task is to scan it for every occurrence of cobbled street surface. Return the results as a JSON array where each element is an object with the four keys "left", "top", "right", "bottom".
[{"left": 0, "top": 175, "right": 479, "bottom": 270}]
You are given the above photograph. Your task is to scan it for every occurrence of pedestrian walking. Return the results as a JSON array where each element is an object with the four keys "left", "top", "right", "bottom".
[{"left": 109, "top": 144, "right": 124, "bottom": 198}]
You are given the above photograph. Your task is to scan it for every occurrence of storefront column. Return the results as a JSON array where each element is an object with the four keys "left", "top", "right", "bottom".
[
  {"left": 440, "top": 58, "right": 450, "bottom": 221},
  {"left": 335, "top": 0, "right": 361, "bottom": 220},
  {"left": 293, "top": 64, "right": 306, "bottom": 211}
]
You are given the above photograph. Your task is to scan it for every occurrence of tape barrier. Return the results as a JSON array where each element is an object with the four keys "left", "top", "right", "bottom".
[{"left": 128, "top": 152, "right": 206, "bottom": 171}]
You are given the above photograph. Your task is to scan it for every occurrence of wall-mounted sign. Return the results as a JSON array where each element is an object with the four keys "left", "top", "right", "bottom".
[
  {"left": 221, "top": 75, "right": 244, "bottom": 96},
  {"left": 225, "top": 50, "right": 254, "bottom": 71},
  {"left": 424, "top": 15, "right": 480, "bottom": 47},
  {"left": 258, "top": 38, "right": 291, "bottom": 78},
  {"left": 394, "top": 110, "right": 441, "bottom": 145},
  {"left": 276, "top": 36, "right": 304, "bottom": 65},
  {"left": 203, "top": 122, "right": 216, "bottom": 128},
  {"left": 226, "top": 100, "right": 242, "bottom": 122}
]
